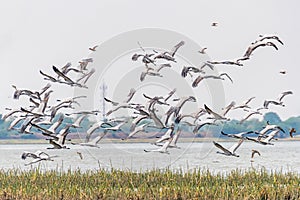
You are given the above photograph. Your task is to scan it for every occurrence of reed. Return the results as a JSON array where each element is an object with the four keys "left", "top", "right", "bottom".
[{"left": 0, "top": 168, "right": 299, "bottom": 199}]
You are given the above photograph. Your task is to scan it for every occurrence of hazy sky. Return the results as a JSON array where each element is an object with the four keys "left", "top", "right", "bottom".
[{"left": 0, "top": 0, "right": 299, "bottom": 120}]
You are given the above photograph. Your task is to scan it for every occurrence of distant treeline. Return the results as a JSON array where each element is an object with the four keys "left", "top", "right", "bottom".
[{"left": 0, "top": 112, "right": 299, "bottom": 139}]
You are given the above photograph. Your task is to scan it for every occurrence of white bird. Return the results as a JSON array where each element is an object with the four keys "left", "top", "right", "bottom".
[
  {"left": 154, "top": 124, "right": 175, "bottom": 144},
  {"left": 155, "top": 128, "right": 181, "bottom": 149},
  {"left": 221, "top": 131, "right": 254, "bottom": 139},
  {"left": 86, "top": 121, "right": 110, "bottom": 142},
  {"left": 21, "top": 150, "right": 57, "bottom": 166},
  {"left": 256, "top": 122, "right": 285, "bottom": 138},
  {"left": 247, "top": 129, "right": 279, "bottom": 145},
  {"left": 239, "top": 111, "right": 262, "bottom": 124},
  {"left": 213, "top": 139, "right": 245, "bottom": 157},
  {"left": 71, "top": 114, "right": 87, "bottom": 128},
  {"left": 243, "top": 41, "right": 278, "bottom": 58},
  {"left": 72, "top": 131, "right": 107, "bottom": 148},
  {"left": 192, "top": 73, "right": 233, "bottom": 87},
  {"left": 204, "top": 104, "right": 229, "bottom": 122},
  {"left": 165, "top": 96, "right": 196, "bottom": 126},
  {"left": 144, "top": 138, "right": 172, "bottom": 154},
  {"left": 31, "top": 115, "right": 64, "bottom": 137},
  {"left": 154, "top": 41, "right": 185, "bottom": 62},
  {"left": 233, "top": 97, "right": 255, "bottom": 110},
  {"left": 122, "top": 123, "right": 149, "bottom": 140},
  {"left": 193, "top": 122, "right": 216, "bottom": 134},
  {"left": 46, "top": 124, "right": 72, "bottom": 149},
  {"left": 103, "top": 121, "right": 127, "bottom": 131}
]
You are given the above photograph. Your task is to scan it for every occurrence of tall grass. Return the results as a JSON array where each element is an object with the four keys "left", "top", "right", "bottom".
[{"left": 0, "top": 168, "right": 299, "bottom": 199}]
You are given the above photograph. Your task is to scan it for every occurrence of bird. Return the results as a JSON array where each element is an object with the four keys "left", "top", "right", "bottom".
[
  {"left": 251, "top": 149, "right": 261, "bottom": 158},
  {"left": 103, "top": 121, "right": 127, "bottom": 132},
  {"left": 221, "top": 131, "right": 254, "bottom": 139},
  {"left": 213, "top": 139, "right": 244, "bottom": 157},
  {"left": 144, "top": 138, "right": 172, "bottom": 154},
  {"left": 122, "top": 123, "right": 149, "bottom": 140},
  {"left": 21, "top": 150, "right": 57, "bottom": 166},
  {"left": 192, "top": 73, "right": 233, "bottom": 87},
  {"left": 193, "top": 122, "right": 216, "bottom": 134},
  {"left": 78, "top": 58, "right": 93, "bottom": 71},
  {"left": 255, "top": 35, "right": 284, "bottom": 45},
  {"left": 263, "top": 91, "right": 292, "bottom": 109},
  {"left": 154, "top": 41, "right": 185, "bottom": 62},
  {"left": 204, "top": 104, "right": 229, "bottom": 122},
  {"left": 211, "top": 22, "right": 218, "bottom": 27},
  {"left": 85, "top": 121, "right": 111, "bottom": 142},
  {"left": 77, "top": 151, "right": 83, "bottom": 159},
  {"left": 31, "top": 114, "right": 64, "bottom": 137},
  {"left": 46, "top": 124, "right": 72, "bottom": 149},
  {"left": 207, "top": 60, "right": 243, "bottom": 67},
  {"left": 256, "top": 122, "right": 285, "bottom": 138},
  {"left": 76, "top": 68, "right": 96, "bottom": 85},
  {"left": 198, "top": 47, "right": 207, "bottom": 54},
  {"left": 221, "top": 101, "right": 236, "bottom": 117},
  {"left": 278, "top": 91, "right": 293, "bottom": 102},
  {"left": 154, "top": 124, "right": 175, "bottom": 144},
  {"left": 71, "top": 114, "right": 87, "bottom": 128},
  {"left": 243, "top": 41, "right": 278, "bottom": 58},
  {"left": 233, "top": 97, "right": 255, "bottom": 110},
  {"left": 279, "top": 70, "right": 287, "bottom": 75},
  {"left": 239, "top": 111, "right": 262, "bottom": 124},
  {"left": 263, "top": 100, "right": 284, "bottom": 109},
  {"left": 89, "top": 45, "right": 98, "bottom": 51},
  {"left": 181, "top": 66, "right": 205, "bottom": 78},
  {"left": 72, "top": 131, "right": 107, "bottom": 148},
  {"left": 247, "top": 129, "right": 280, "bottom": 145},
  {"left": 289, "top": 128, "right": 296, "bottom": 138},
  {"left": 165, "top": 96, "right": 196, "bottom": 126}
]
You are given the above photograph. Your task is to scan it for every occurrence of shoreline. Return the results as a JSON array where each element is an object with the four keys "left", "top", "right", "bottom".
[{"left": 1, "top": 136, "right": 299, "bottom": 144}]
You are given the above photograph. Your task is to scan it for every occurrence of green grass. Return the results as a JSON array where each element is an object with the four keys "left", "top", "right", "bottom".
[{"left": 0, "top": 168, "right": 299, "bottom": 199}]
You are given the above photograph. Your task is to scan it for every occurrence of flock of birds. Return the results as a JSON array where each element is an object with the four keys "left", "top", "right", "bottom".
[{"left": 2, "top": 27, "right": 297, "bottom": 166}]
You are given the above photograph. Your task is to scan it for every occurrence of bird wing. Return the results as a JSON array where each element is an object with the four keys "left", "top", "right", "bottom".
[
  {"left": 103, "top": 97, "right": 119, "bottom": 106},
  {"left": 278, "top": 91, "right": 293, "bottom": 102},
  {"left": 124, "top": 88, "right": 136, "bottom": 103},
  {"left": 164, "top": 88, "right": 176, "bottom": 102},
  {"left": 229, "top": 139, "right": 244, "bottom": 153},
  {"left": 204, "top": 104, "right": 224, "bottom": 119},
  {"left": 251, "top": 150, "right": 261, "bottom": 158},
  {"left": 192, "top": 75, "right": 204, "bottom": 87},
  {"left": 40, "top": 70, "right": 57, "bottom": 82},
  {"left": 213, "top": 141, "right": 232, "bottom": 154},
  {"left": 244, "top": 97, "right": 255, "bottom": 105},
  {"left": 169, "top": 41, "right": 185, "bottom": 57},
  {"left": 76, "top": 68, "right": 95, "bottom": 84},
  {"left": 52, "top": 66, "right": 75, "bottom": 83},
  {"left": 156, "top": 63, "right": 172, "bottom": 72},
  {"left": 220, "top": 73, "right": 233, "bottom": 83}
]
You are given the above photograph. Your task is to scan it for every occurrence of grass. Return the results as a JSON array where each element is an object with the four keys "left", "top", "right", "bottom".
[{"left": 0, "top": 168, "right": 299, "bottom": 199}]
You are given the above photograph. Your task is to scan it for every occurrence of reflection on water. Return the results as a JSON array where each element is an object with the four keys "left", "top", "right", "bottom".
[{"left": 0, "top": 141, "right": 299, "bottom": 173}]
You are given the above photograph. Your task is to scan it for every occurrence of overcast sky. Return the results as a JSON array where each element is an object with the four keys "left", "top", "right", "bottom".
[{"left": 0, "top": 0, "right": 299, "bottom": 120}]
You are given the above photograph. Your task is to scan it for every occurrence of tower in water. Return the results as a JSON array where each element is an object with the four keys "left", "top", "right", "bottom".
[{"left": 99, "top": 81, "right": 108, "bottom": 122}]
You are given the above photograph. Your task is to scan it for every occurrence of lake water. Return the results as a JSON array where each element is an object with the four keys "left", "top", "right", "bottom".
[{"left": 0, "top": 140, "right": 299, "bottom": 174}]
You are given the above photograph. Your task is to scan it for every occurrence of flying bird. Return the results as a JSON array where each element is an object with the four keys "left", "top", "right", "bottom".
[
  {"left": 289, "top": 128, "right": 296, "bottom": 138},
  {"left": 198, "top": 47, "right": 207, "bottom": 54},
  {"left": 213, "top": 139, "right": 244, "bottom": 157},
  {"left": 251, "top": 149, "right": 261, "bottom": 159},
  {"left": 89, "top": 45, "right": 98, "bottom": 51}
]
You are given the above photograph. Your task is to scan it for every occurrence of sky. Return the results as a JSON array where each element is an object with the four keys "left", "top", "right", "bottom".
[{"left": 0, "top": 0, "right": 299, "bottom": 121}]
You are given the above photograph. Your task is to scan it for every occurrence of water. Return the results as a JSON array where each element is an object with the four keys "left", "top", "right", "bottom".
[{"left": 0, "top": 140, "right": 299, "bottom": 173}]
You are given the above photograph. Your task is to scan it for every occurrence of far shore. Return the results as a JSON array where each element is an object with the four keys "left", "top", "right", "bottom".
[{"left": 0, "top": 136, "right": 299, "bottom": 144}]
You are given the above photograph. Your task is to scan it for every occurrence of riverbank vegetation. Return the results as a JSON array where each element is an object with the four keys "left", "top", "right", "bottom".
[{"left": 0, "top": 168, "right": 299, "bottom": 199}]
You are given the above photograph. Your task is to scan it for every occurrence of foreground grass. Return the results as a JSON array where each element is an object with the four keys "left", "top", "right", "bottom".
[{"left": 0, "top": 168, "right": 299, "bottom": 200}]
